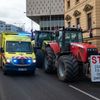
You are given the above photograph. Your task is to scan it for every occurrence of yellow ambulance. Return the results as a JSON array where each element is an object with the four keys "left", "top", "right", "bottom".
[{"left": 0, "top": 32, "right": 36, "bottom": 75}]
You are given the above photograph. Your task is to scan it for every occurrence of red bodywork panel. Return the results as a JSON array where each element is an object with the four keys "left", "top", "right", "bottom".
[
  {"left": 49, "top": 41, "right": 61, "bottom": 54},
  {"left": 70, "top": 43, "right": 98, "bottom": 63}
]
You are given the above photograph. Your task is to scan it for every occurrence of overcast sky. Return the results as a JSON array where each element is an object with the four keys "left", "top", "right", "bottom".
[{"left": 0, "top": 0, "right": 40, "bottom": 32}]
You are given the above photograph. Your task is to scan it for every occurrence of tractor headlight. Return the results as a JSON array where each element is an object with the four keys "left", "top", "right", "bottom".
[
  {"left": 94, "top": 48, "right": 97, "bottom": 51},
  {"left": 89, "top": 49, "right": 92, "bottom": 51},
  {"left": 6, "top": 59, "right": 11, "bottom": 63},
  {"left": 88, "top": 48, "right": 97, "bottom": 51},
  {"left": 88, "top": 48, "right": 92, "bottom": 51}
]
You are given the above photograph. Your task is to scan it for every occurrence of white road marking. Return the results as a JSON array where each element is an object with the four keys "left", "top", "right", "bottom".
[{"left": 69, "top": 85, "right": 100, "bottom": 100}]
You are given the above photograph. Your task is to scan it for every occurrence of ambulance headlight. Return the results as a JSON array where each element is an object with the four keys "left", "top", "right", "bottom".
[
  {"left": 7, "top": 59, "right": 10, "bottom": 63},
  {"left": 33, "top": 59, "right": 36, "bottom": 63}
]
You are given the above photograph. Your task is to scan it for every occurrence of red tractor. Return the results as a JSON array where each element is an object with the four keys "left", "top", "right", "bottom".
[{"left": 43, "top": 27, "right": 98, "bottom": 81}]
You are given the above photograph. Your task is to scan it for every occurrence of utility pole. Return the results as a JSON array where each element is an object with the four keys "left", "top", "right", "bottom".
[{"left": 31, "top": 19, "right": 33, "bottom": 30}]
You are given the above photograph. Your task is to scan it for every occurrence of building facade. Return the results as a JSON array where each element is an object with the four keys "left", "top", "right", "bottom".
[
  {"left": 26, "top": 0, "right": 64, "bottom": 31},
  {"left": 5, "top": 24, "right": 20, "bottom": 32},
  {"left": 64, "top": 0, "right": 100, "bottom": 50},
  {"left": 0, "top": 20, "right": 6, "bottom": 33},
  {"left": 0, "top": 20, "right": 24, "bottom": 33}
]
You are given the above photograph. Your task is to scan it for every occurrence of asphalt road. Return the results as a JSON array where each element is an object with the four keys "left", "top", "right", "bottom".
[{"left": 0, "top": 69, "right": 100, "bottom": 100}]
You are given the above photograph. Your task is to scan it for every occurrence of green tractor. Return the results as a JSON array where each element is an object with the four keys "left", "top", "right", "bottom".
[{"left": 33, "top": 30, "right": 55, "bottom": 68}]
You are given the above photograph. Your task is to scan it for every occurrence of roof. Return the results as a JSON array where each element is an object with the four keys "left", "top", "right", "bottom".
[
  {"left": 59, "top": 27, "right": 82, "bottom": 31},
  {"left": 34, "top": 30, "right": 54, "bottom": 34}
]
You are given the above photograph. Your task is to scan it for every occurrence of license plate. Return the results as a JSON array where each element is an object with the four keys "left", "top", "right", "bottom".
[{"left": 18, "top": 68, "right": 27, "bottom": 71}]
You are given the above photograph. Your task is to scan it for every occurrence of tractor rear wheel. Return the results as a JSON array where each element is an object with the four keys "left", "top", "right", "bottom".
[
  {"left": 57, "top": 55, "right": 79, "bottom": 82},
  {"left": 44, "top": 47, "right": 54, "bottom": 73}
]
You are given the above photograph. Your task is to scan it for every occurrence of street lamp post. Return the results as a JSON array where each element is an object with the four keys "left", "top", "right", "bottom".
[
  {"left": 50, "top": 0, "right": 52, "bottom": 31},
  {"left": 31, "top": 11, "right": 33, "bottom": 30},
  {"left": 24, "top": 11, "right": 33, "bottom": 31}
]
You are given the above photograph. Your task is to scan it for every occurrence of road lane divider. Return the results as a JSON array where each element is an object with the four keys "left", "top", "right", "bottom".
[{"left": 69, "top": 85, "right": 100, "bottom": 100}]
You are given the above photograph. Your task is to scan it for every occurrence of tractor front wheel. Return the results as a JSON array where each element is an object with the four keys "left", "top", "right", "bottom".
[
  {"left": 57, "top": 55, "right": 79, "bottom": 82},
  {"left": 44, "top": 47, "right": 54, "bottom": 73}
]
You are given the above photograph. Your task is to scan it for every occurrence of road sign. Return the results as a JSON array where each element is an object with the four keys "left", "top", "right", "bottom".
[{"left": 90, "top": 55, "right": 100, "bottom": 82}]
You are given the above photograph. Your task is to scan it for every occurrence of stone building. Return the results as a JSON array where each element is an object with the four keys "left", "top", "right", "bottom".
[
  {"left": 64, "top": 0, "right": 100, "bottom": 50},
  {"left": 26, "top": 0, "right": 64, "bottom": 31}
]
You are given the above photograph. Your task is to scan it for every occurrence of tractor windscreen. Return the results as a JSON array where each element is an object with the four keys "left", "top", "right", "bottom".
[
  {"left": 64, "top": 30, "right": 83, "bottom": 43},
  {"left": 38, "top": 32, "right": 52, "bottom": 40}
]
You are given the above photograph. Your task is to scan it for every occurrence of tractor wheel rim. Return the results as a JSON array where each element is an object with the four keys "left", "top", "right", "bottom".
[{"left": 59, "top": 62, "right": 65, "bottom": 77}]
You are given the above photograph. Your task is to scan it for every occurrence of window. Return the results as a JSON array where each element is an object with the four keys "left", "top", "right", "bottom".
[
  {"left": 76, "top": 17, "right": 80, "bottom": 28},
  {"left": 51, "top": 27, "right": 54, "bottom": 30},
  {"left": 87, "top": 13, "right": 92, "bottom": 30},
  {"left": 6, "top": 41, "right": 32, "bottom": 52},
  {"left": 38, "top": 32, "right": 52, "bottom": 40},
  {"left": 58, "top": 31, "right": 63, "bottom": 46},
  {"left": 45, "top": 27, "right": 47, "bottom": 30},
  {"left": 76, "top": 0, "right": 79, "bottom": 3},
  {"left": 67, "top": 22, "right": 71, "bottom": 27},
  {"left": 41, "top": 27, "right": 43, "bottom": 30},
  {"left": 67, "top": 0, "right": 70, "bottom": 9},
  {"left": 0, "top": 25, "right": 3, "bottom": 27}
]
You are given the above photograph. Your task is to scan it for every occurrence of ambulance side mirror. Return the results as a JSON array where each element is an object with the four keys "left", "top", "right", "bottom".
[{"left": 0, "top": 47, "right": 4, "bottom": 53}]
